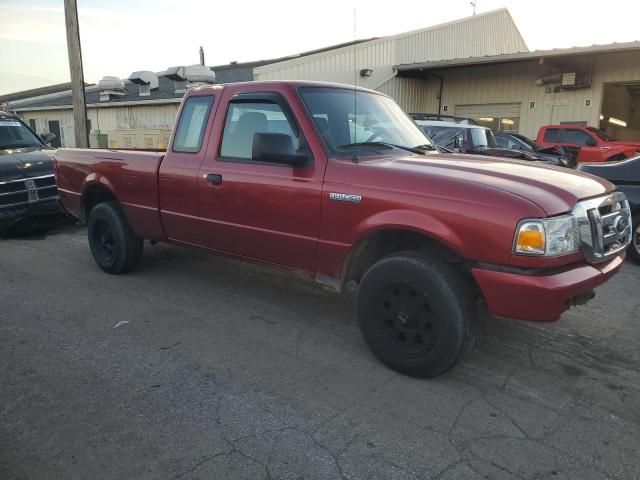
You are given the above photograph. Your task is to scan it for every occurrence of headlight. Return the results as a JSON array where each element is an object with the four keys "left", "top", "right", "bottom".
[{"left": 514, "top": 215, "right": 580, "bottom": 256}]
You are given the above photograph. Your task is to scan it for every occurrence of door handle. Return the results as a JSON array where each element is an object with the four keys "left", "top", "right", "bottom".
[{"left": 206, "top": 173, "right": 222, "bottom": 185}]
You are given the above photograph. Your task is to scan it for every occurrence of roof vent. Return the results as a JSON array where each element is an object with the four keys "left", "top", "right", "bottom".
[
  {"left": 98, "top": 76, "right": 125, "bottom": 102},
  {"left": 165, "top": 66, "right": 187, "bottom": 94},
  {"left": 184, "top": 65, "right": 215, "bottom": 86},
  {"left": 128, "top": 71, "right": 159, "bottom": 97},
  {"left": 165, "top": 65, "right": 215, "bottom": 92}
]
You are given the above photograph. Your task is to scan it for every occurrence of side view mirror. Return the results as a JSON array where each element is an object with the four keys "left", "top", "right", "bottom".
[
  {"left": 40, "top": 132, "right": 57, "bottom": 145},
  {"left": 585, "top": 137, "right": 598, "bottom": 147},
  {"left": 252, "top": 132, "right": 309, "bottom": 167}
]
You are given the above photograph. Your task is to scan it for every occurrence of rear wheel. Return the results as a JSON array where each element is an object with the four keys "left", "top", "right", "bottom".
[
  {"left": 629, "top": 213, "right": 640, "bottom": 265},
  {"left": 357, "top": 252, "right": 475, "bottom": 378},
  {"left": 87, "top": 201, "right": 143, "bottom": 274}
]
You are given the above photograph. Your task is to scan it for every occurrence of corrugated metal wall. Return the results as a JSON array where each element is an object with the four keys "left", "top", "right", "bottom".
[
  {"left": 19, "top": 103, "right": 180, "bottom": 148},
  {"left": 254, "top": 8, "right": 528, "bottom": 109},
  {"left": 418, "top": 51, "right": 640, "bottom": 139}
]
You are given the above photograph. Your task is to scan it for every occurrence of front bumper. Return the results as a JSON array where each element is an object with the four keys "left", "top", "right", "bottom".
[
  {"left": 0, "top": 198, "right": 63, "bottom": 232},
  {"left": 472, "top": 253, "right": 624, "bottom": 322}
]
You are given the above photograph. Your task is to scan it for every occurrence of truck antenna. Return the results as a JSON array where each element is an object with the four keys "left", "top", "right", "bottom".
[{"left": 352, "top": 7, "right": 359, "bottom": 163}]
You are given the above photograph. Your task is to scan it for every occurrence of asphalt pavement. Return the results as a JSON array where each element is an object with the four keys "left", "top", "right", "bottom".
[{"left": 1, "top": 224, "right": 639, "bottom": 480}]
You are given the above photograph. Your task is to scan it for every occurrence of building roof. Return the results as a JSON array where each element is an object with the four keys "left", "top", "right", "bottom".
[
  {"left": 9, "top": 37, "right": 376, "bottom": 112},
  {"left": 0, "top": 82, "right": 91, "bottom": 104},
  {"left": 254, "top": 8, "right": 528, "bottom": 77},
  {"left": 395, "top": 40, "right": 640, "bottom": 72},
  {"left": 11, "top": 75, "right": 184, "bottom": 111}
]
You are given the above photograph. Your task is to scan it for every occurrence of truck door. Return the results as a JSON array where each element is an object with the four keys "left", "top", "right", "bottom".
[
  {"left": 560, "top": 128, "right": 601, "bottom": 162},
  {"left": 158, "top": 94, "right": 217, "bottom": 245},
  {"left": 196, "top": 91, "right": 324, "bottom": 272}
]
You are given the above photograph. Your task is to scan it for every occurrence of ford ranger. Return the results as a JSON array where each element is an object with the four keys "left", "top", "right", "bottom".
[{"left": 55, "top": 81, "right": 632, "bottom": 377}]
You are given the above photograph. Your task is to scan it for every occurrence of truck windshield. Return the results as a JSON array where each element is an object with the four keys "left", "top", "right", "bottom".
[
  {"left": 587, "top": 127, "right": 616, "bottom": 141},
  {"left": 0, "top": 116, "right": 43, "bottom": 150},
  {"left": 298, "top": 87, "right": 435, "bottom": 156}
]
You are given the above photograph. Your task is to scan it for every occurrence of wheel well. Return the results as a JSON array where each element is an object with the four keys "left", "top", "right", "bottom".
[
  {"left": 82, "top": 184, "right": 117, "bottom": 221},
  {"left": 343, "top": 229, "right": 463, "bottom": 287}
]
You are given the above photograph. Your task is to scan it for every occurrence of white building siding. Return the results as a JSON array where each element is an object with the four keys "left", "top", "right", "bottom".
[
  {"left": 17, "top": 103, "right": 180, "bottom": 148},
  {"left": 409, "top": 50, "right": 640, "bottom": 139},
  {"left": 254, "top": 8, "right": 528, "bottom": 109}
]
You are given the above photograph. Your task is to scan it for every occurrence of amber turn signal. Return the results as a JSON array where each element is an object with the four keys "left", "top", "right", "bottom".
[{"left": 514, "top": 221, "right": 545, "bottom": 255}]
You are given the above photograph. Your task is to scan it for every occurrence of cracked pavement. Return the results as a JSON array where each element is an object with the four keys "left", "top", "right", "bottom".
[{"left": 1, "top": 225, "right": 639, "bottom": 479}]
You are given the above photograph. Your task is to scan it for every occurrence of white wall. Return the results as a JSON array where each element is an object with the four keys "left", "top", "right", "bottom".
[{"left": 18, "top": 103, "right": 180, "bottom": 148}]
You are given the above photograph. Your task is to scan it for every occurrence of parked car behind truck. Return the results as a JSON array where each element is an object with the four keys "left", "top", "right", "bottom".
[
  {"left": 55, "top": 81, "right": 632, "bottom": 378},
  {"left": 0, "top": 111, "right": 61, "bottom": 234},
  {"left": 414, "top": 119, "right": 570, "bottom": 167},
  {"left": 578, "top": 155, "right": 640, "bottom": 264}
]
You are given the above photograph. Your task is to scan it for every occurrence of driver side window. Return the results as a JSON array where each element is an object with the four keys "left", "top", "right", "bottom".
[{"left": 220, "top": 100, "right": 303, "bottom": 160}]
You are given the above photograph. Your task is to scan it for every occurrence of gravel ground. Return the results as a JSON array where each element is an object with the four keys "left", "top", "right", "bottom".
[{"left": 1, "top": 224, "right": 639, "bottom": 480}]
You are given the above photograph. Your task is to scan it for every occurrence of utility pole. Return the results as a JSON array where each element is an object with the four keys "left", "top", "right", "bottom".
[
  {"left": 199, "top": 46, "right": 205, "bottom": 66},
  {"left": 64, "top": 0, "right": 89, "bottom": 148}
]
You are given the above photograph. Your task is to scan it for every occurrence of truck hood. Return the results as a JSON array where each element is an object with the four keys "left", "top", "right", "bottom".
[
  {"left": 0, "top": 147, "right": 56, "bottom": 182},
  {"left": 379, "top": 153, "right": 614, "bottom": 215}
]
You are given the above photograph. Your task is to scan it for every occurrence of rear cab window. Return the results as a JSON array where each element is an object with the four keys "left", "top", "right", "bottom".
[
  {"left": 172, "top": 96, "right": 214, "bottom": 153},
  {"left": 543, "top": 128, "right": 561, "bottom": 142}
]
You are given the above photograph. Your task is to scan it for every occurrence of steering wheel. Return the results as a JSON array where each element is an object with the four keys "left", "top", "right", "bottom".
[{"left": 364, "top": 127, "right": 390, "bottom": 143}]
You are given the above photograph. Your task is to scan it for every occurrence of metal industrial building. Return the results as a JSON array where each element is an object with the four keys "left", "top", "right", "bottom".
[
  {"left": 2, "top": 9, "right": 525, "bottom": 147},
  {"left": 5, "top": 8, "right": 640, "bottom": 145}
]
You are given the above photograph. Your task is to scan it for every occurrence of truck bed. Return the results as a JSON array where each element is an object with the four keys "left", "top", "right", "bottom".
[{"left": 55, "top": 148, "right": 166, "bottom": 239}]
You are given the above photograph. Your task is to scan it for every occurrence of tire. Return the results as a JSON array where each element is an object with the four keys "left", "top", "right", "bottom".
[
  {"left": 87, "top": 201, "right": 143, "bottom": 274},
  {"left": 629, "top": 213, "right": 640, "bottom": 265},
  {"left": 357, "top": 252, "right": 475, "bottom": 378}
]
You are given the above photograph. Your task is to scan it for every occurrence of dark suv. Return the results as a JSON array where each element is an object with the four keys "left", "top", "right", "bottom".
[{"left": 0, "top": 112, "right": 61, "bottom": 233}]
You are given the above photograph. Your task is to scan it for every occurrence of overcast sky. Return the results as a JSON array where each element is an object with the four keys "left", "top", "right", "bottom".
[{"left": 1, "top": 0, "right": 640, "bottom": 95}]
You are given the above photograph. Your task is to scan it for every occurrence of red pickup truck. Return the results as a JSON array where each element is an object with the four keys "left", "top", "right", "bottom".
[
  {"left": 55, "top": 81, "right": 632, "bottom": 377},
  {"left": 537, "top": 124, "right": 640, "bottom": 163}
]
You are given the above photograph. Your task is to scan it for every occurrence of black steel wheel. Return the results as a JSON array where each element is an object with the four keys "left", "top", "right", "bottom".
[
  {"left": 629, "top": 213, "right": 640, "bottom": 265},
  {"left": 87, "top": 201, "right": 143, "bottom": 274},
  {"left": 91, "top": 219, "right": 117, "bottom": 265},
  {"left": 358, "top": 252, "right": 475, "bottom": 378},
  {"left": 376, "top": 283, "right": 440, "bottom": 356}
]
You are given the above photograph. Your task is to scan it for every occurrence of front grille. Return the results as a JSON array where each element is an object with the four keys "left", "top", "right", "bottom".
[
  {"left": 573, "top": 192, "right": 632, "bottom": 263},
  {"left": 0, "top": 174, "right": 57, "bottom": 209}
]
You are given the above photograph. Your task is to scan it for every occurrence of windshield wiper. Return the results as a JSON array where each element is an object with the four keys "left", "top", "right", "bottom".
[{"left": 338, "top": 142, "right": 426, "bottom": 155}]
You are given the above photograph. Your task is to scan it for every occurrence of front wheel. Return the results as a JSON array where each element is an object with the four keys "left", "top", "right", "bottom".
[
  {"left": 87, "top": 201, "right": 143, "bottom": 274},
  {"left": 357, "top": 252, "right": 475, "bottom": 378},
  {"left": 629, "top": 213, "right": 640, "bottom": 265}
]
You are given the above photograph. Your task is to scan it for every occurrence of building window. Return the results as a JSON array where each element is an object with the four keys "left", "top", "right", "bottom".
[
  {"left": 475, "top": 116, "right": 520, "bottom": 133},
  {"left": 28, "top": 119, "right": 36, "bottom": 131},
  {"left": 529, "top": 101, "right": 536, "bottom": 109}
]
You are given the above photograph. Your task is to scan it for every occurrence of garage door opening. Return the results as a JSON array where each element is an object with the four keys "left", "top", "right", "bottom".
[
  {"left": 599, "top": 82, "right": 640, "bottom": 141},
  {"left": 454, "top": 103, "right": 522, "bottom": 132}
]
